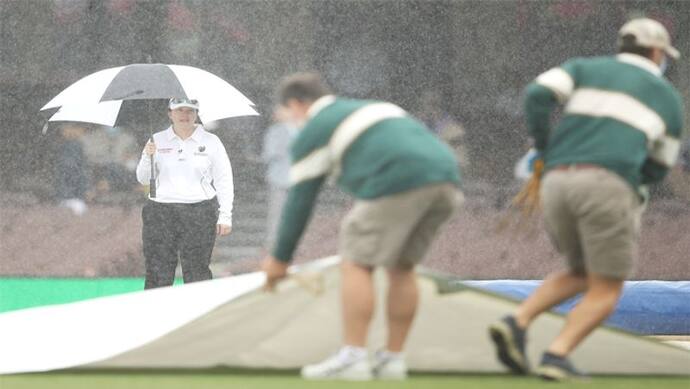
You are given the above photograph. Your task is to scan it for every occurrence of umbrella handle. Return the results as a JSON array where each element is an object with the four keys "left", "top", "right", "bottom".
[
  {"left": 149, "top": 168, "right": 156, "bottom": 198},
  {"left": 149, "top": 135, "right": 156, "bottom": 198}
]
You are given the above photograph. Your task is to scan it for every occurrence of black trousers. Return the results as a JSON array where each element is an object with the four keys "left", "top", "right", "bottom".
[{"left": 142, "top": 198, "right": 219, "bottom": 289}]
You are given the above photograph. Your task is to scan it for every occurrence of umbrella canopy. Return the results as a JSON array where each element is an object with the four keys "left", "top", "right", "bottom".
[
  {"left": 41, "top": 64, "right": 259, "bottom": 124},
  {"left": 48, "top": 101, "right": 123, "bottom": 127}
]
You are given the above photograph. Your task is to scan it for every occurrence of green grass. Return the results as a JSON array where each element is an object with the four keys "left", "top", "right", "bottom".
[
  {"left": 1, "top": 372, "right": 688, "bottom": 389},
  {"left": 0, "top": 278, "right": 182, "bottom": 313}
]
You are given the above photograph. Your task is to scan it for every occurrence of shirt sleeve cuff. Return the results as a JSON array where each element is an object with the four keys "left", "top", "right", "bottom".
[{"left": 217, "top": 212, "right": 232, "bottom": 226}]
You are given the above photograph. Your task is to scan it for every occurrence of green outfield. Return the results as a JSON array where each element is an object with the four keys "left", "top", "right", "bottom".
[
  {"left": 0, "top": 278, "right": 180, "bottom": 313},
  {"left": 1, "top": 372, "right": 689, "bottom": 389}
]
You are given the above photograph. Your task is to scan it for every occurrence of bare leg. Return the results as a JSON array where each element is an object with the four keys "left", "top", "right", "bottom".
[
  {"left": 341, "top": 259, "right": 375, "bottom": 347},
  {"left": 515, "top": 270, "right": 588, "bottom": 328},
  {"left": 385, "top": 267, "right": 418, "bottom": 352},
  {"left": 547, "top": 273, "right": 623, "bottom": 356}
]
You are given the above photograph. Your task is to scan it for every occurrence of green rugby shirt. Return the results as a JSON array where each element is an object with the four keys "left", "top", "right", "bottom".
[
  {"left": 272, "top": 96, "right": 461, "bottom": 262},
  {"left": 525, "top": 53, "right": 684, "bottom": 194}
]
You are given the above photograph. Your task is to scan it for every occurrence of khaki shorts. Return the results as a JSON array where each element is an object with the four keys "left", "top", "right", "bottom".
[
  {"left": 340, "top": 183, "right": 463, "bottom": 269},
  {"left": 541, "top": 167, "right": 642, "bottom": 279}
]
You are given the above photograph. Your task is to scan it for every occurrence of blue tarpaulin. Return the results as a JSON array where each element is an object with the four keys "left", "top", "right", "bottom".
[{"left": 463, "top": 280, "right": 690, "bottom": 335}]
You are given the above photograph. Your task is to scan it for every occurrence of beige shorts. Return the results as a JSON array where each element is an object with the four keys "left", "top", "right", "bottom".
[
  {"left": 541, "top": 167, "right": 642, "bottom": 279},
  {"left": 339, "top": 183, "right": 463, "bottom": 269}
]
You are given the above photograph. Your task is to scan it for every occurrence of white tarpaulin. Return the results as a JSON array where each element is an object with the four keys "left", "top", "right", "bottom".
[{"left": 0, "top": 257, "right": 688, "bottom": 375}]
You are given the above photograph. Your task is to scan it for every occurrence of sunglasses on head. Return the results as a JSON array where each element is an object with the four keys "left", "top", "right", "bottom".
[{"left": 169, "top": 98, "right": 199, "bottom": 105}]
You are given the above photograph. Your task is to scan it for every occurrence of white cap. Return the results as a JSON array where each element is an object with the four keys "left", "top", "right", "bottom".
[
  {"left": 168, "top": 97, "right": 199, "bottom": 110},
  {"left": 618, "top": 18, "right": 680, "bottom": 59}
]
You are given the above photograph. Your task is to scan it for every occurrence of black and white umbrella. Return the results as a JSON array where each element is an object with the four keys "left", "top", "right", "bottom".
[{"left": 41, "top": 63, "right": 258, "bottom": 125}]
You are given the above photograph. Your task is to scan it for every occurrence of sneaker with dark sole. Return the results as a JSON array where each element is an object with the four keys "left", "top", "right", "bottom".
[
  {"left": 488, "top": 315, "right": 529, "bottom": 374},
  {"left": 536, "top": 352, "right": 589, "bottom": 382}
]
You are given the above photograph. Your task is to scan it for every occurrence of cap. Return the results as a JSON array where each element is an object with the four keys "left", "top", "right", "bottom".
[
  {"left": 618, "top": 18, "right": 680, "bottom": 59},
  {"left": 168, "top": 97, "right": 199, "bottom": 110}
]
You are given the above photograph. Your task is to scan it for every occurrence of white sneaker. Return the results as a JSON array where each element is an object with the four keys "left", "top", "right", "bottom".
[
  {"left": 373, "top": 350, "right": 408, "bottom": 380},
  {"left": 301, "top": 348, "right": 373, "bottom": 380}
]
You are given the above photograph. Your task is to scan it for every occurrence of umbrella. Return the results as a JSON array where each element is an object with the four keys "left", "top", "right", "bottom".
[
  {"left": 41, "top": 63, "right": 259, "bottom": 197},
  {"left": 41, "top": 63, "right": 259, "bottom": 123}
]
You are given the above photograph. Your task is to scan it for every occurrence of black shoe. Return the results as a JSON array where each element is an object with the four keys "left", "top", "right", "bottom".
[
  {"left": 488, "top": 315, "right": 529, "bottom": 374},
  {"left": 536, "top": 352, "right": 589, "bottom": 382}
]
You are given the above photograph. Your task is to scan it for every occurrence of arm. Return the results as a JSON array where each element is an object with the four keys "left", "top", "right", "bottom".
[
  {"left": 525, "top": 63, "right": 576, "bottom": 152},
  {"left": 272, "top": 176, "right": 325, "bottom": 262},
  {"left": 640, "top": 136, "right": 679, "bottom": 207},
  {"left": 524, "top": 83, "right": 559, "bottom": 151},
  {"left": 211, "top": 138, "right": 234, "bottom": 229},
  {"left": 135, "top": 141, "right": 155, "bottom": 185},
  {"left": 642, "top": 92, "right": 685, "bottom": 185},
  {"left": 262, "top": 176, "right": 324, "bottom": 292},
  {"left": 262, "top": 119, "right": 333, "bottom": 290},
  {"left": 642, "top": 134, "right": 682, "bottom": 185}
]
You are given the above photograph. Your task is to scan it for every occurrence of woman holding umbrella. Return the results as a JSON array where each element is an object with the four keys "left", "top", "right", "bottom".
[
  {"left": 136, "top": 97, "right": 233, "bottom": 289},
  {"left": 41, "top": 63, "right": 257, "bottom": 286}
]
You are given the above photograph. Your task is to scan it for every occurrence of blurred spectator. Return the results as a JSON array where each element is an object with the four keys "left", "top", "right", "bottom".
[
  {"left": 261, "top": 106, "right": 297, "bottom": 247},
  {"left": 80, "top": 125, "right": 138, "bottom": 197},
  {"left": 416, "top": 90, "right": 469, "bottom": 174},
  {"left": 55, "top": 123, "right": 88, "bottom": 215}
]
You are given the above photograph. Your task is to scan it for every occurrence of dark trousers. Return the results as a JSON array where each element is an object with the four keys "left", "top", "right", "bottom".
[{"left": 142, "top": 198, "right": 218, "bottom": 289}]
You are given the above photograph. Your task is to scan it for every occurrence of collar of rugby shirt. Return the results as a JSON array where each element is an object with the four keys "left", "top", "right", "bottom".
[
  {"left": 616, "top": 53, "right": 662, "bottom": 77},
  {"left": 307, "top": 95, "right": 336, "bottom": 119},
  {"left": 165, "top": 124, "right": 204, "bottom": 142}
]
